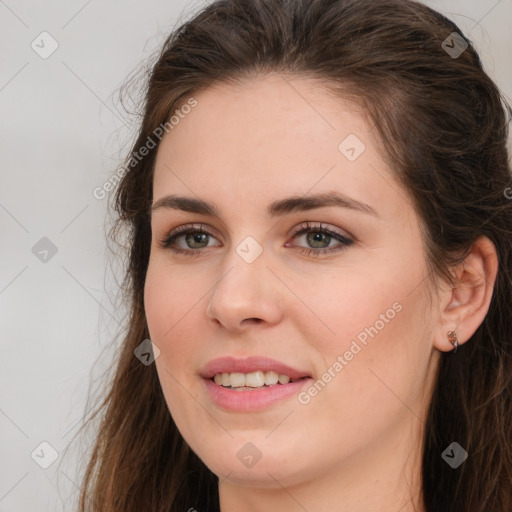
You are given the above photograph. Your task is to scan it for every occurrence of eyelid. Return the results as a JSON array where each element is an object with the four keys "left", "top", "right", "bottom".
[
  {"left": 164, "top": 223, "right": 221, "bottom": 240},
  {"left": 288, "top": 221, "right": 354, "bottom": 241},
  {"left": 159, "top": 220, "right": 355, "bottom": 255},
  {"left": 161, "top": 221, "right": 350, "bottom": 242}
]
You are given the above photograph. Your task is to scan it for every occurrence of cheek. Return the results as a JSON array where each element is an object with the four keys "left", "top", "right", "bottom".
[
  {"left": 144, "top": 261, "right": 199, "bottom": 402},
  {"left": 303, "top": 268, "right": 404, "bottom": 356},
  {"left": 311, "top": 269, "right": 433, "bottom": 417},
  {"left": 144, "top": 262, "right": 208, "bottom": 434},
  {"left": 144, "top": 257, "right": 217, "bottom": 390},
  {"left": 306, "top": 257, "right": 431, "bottom": 398},
  {"left": 144, "top": 258, "right": 201, "bottom": 343}
]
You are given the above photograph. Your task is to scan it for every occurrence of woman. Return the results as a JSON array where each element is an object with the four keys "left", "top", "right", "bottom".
[{"left": 77, "top": 0, "right": 512, "bottom": 510}]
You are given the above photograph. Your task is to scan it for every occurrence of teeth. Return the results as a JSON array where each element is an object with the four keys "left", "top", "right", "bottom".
[
  {"left": 278, "top": 374, "right": 290, "bottom": 384},
  {"left": 212, "top": 370, "right": 296, "bottom": 388},
  {"left": 264, "top": 370, "right": 279, "bottom": 385},
  {"left": 230, "top": 372, "right": 245, "bottom": 387},
  {"left": 245, "top": 371, "right": 265, "bottom": 387},
  {"left": 221, "top": 373, "right": 230, "bottom": 387}
]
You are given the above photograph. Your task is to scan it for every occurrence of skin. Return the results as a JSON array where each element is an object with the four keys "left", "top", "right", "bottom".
[{"left": 144, "top": 72, "right": 498, "bottom": 512}]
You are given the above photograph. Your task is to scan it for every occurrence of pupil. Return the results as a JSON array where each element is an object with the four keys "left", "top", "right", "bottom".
[
  {"left": 187, "top": 233, "right": 208, "bottom": 248},
  {"left": 308, "top": 232, "right": 330, "bottom": 248}
]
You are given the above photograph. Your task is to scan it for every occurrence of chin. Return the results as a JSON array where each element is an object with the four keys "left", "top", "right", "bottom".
[{"left": 197, "top": 442, "right": 311, "bottom": 488}]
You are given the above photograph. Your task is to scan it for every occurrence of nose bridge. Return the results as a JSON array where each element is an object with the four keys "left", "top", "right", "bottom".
[{"left": 206, "top": 235, "right": 282, "bottom": 328}]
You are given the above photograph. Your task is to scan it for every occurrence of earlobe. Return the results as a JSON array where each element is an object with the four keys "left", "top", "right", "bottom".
[{"left": 433, "top": 236, "right": 498, "bottom": 353}]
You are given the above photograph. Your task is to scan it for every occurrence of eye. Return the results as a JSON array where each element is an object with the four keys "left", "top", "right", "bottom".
[
  {"left": 159, "top": 224, "right": 220, "bottom": 256},
  {"left": 158, "top": 221, "right": 354, "bottom": 257},
  {"left": 286, "top": 222, "right": 354, "bottom": 256}
]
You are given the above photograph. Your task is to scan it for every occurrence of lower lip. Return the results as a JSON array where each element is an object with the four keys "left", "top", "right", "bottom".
[{"left": 203, "top": 377, "right": 312, "bottom": 412}]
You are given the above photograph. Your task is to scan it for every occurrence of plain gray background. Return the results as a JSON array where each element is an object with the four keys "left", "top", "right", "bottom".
[{"left": 1, "top": 1, "right": 511, "bottom": 510}]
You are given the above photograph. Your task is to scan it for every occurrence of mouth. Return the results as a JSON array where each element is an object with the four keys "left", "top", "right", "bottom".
[
  {"left": 201, "top": 355, "right": 312, "bottom": 382},
  {"left": 210, "top": 370, "right": 308, "bottom": 390},
  {"left": 203, "top": 372, "right": 313, "bottom": 413},
  {"left": 200, "top": 356, "right": 313, "bottom": 410}
]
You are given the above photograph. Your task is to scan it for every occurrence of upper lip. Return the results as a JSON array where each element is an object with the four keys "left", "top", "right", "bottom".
[{"left": 200, "top": 356, "right": 312, "bottom": 380}]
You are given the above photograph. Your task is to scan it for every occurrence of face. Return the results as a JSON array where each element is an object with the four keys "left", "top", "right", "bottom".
[{"left": 144, "top": 72, "right": 441, "bottom": 490}]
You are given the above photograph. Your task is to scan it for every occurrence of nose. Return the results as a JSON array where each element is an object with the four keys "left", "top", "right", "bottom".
[{"left": 205, "top": 246, "right": 284, "bottom": 332}]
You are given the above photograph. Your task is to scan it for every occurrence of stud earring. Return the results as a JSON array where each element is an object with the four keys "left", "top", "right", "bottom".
[{"left": 447, "top": 330, "right": 458, "bottom": 353}]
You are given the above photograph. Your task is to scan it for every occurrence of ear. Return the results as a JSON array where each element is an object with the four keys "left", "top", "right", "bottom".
[{"left": 433, "top": 236, "right": 498, "bottom": 352}]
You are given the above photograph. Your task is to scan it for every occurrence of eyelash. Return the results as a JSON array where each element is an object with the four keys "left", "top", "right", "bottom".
[{"left": 158, "top": 222, "right": 354, "bottom": 257}]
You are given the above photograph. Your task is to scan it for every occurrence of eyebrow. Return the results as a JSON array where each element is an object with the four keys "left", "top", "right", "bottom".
[{"left": 151, "top": 191, "right": 379, "bottom": 218}]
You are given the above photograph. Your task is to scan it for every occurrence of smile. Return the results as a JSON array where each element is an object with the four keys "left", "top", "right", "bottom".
[{"left": 212, "top": 370, "right": 303, "bottom": 389}]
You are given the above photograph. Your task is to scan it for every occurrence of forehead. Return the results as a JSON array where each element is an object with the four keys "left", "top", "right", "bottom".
[
  {"left": 160, "top": 72, "right": 371, "bottom": 152},
  {"left": 152, "top": 72, "right": 408, "bottom": 222}
]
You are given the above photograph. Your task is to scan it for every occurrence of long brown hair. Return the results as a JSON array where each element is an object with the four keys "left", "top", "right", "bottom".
[{"left": 76, "top": 0, "right": 512, "bottom": 510}]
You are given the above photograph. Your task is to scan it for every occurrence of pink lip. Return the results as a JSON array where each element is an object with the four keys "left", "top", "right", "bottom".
[
  {"left": 200, "top": 356, "right": 313, "bottom": 412},
  {"left": 200, "top": 356, "right": 311, "bottom": 380},
  {"left": 203, "top": 378, "right": 312, "bottom": 412}
]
